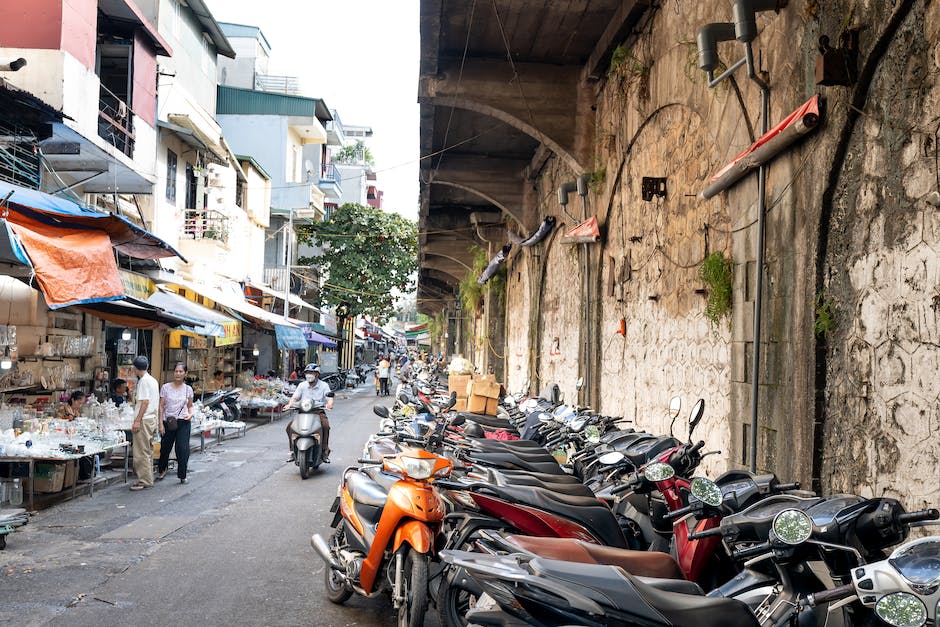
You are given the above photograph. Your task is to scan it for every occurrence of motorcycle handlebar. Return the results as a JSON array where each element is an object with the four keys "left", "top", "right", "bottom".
[
  {"left": 774, "top": 482, "right": 801, "bottom": 492},
  {"left": 806, "top": 583, "right": 856, "bottom": 607},
  {"left": 358, "top": 458, "right": 382, "bottom": 465},
  {"left": 664, "top": 505, "right": 693, "bottom": 521},
  {"left": 731, "top": 541, "right": 772, "bottom": 561},
  {"left": 898, "top": 508, "right": 940, "bottom": 524},
  {"left": 688, "top": 527, "right": 724, "bottom": 540},
  {"left": 611, "top": 477, "right": 640, "bottom": 494},
  {"left": 688, "top": 440, "right": 706, "bottom": 455}
]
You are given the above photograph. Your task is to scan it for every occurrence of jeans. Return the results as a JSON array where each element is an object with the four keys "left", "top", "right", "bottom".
[
  {"left": 379, "top": 377, "right": 390, "bottom": 396},
  {"left": 158, "top": 419, "right": 192, "bottom": 480},
  {"left": 132, "top": 416, "right": 157, "bottom": 486}
]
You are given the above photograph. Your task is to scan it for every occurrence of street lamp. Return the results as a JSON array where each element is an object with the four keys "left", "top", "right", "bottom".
[{"left": 283, "top": 207, "right": 319, "bottom": 320}]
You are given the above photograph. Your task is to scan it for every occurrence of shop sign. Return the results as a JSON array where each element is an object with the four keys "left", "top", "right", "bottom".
[
  {"left": 119, "top": 270, "right": 155, "bottom": 300},
  {"left": 318, "top": 350, "right": 338, "bottom": 373},
  {"left": 216, "top": 321, "right": 242, "bottom": 346},
  {"left": 321, "top": 312, "right": 337, "bottom": 334}
]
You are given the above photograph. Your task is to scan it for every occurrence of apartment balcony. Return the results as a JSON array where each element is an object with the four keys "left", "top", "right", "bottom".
[
  {"left": 98, "top": 84, "right": 135, "bottom": 158},
  {"left": 318, "top": 163, "right": 343, "bottom": 200},
  {"left": 272, "top": 183, "right": 325, "bottom": 218},
  {"left": 178, "top": 208, "right": 230, "bottom": 265},
  {"left": 254, "top": 74, "right": 302, "bottom": 96}
]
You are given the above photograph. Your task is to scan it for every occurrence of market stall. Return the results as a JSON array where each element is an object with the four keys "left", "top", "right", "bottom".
[{"left": 237, "top": 375, "right": 294, "bottom": 423}]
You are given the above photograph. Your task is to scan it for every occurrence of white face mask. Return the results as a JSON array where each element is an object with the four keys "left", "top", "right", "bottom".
[{"left": 305, "top": 374, "right": 316, "bottom": 383}]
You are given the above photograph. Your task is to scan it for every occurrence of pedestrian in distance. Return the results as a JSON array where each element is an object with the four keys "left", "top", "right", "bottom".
[
  {"left": 377, "top": 355, "right": 391, "bottom": 397},
  {"left": 130, "top": 356, "right": 160, "bottom": 491},
  {"left": 157, "top": 362, "right": 194, "bottom": 484}
]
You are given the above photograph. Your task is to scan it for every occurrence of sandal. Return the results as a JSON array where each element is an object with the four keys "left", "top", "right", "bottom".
[
  {"left": 129, "top": 483, "right": 147, "bottom": 491},
  {"left": 156, "top": 472, "right": 166, "bottom": 481}
]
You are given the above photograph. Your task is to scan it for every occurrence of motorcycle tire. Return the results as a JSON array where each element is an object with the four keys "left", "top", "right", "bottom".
[
  {"left": 299, "top": 453, "right": 310, "bottom": 479},
  {"left": 398, "top": 549, "right": 429, "bottom": 627},
  {"left": 437, "top": 564, "right": 475, "bottom": 627},
  {"left": 324, "top": 525, "right": 353, "bottom": 604}
]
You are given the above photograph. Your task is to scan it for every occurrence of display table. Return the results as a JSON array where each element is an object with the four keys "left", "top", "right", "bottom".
[
  {"left": 0, "top": 441, "right": 130, "bottom": 510},
  {"left": 190, "top": 420, "right": 247, "bottom": 451},
  {"left": 240, "top": 405, "right": 288, "bottom": 423}
]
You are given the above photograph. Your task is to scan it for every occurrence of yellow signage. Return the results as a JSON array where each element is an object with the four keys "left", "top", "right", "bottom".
[
  {"left": 216, "top": 321, "right": 242, "bottom": 346},
  {"left": 119, "top": 270, "right": 155, "bottom": 300}
]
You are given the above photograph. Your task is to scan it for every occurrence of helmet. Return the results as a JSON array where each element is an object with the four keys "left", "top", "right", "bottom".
[
  {"left": 304, "top": 364, "right": 321, "bottom": 373},
  {"left": 463, "top": 421, "right": 484, "bottom": 438}
]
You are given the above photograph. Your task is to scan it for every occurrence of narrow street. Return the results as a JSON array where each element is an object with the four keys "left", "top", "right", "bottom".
[{"left": 0, "top": 386, "right": 412, "bottom": 627}]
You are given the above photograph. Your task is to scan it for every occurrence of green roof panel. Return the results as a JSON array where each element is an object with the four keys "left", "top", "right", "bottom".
[{"left": 217, "top": 86, "right": 320, "bottom": 118}]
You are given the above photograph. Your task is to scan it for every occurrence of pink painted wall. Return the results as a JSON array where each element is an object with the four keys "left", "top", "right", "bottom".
[
  {"left": 0, "top": 0, "right": 64, "bottom": 55},
  {"left": 60, "top": 0, "right": 97, "bottom": 69},
  {"left": 0, "top": 0, "right": 96, "bottom": 70},
  {"left": 132, "top": 31, "right": 157, "bottom": 126}
]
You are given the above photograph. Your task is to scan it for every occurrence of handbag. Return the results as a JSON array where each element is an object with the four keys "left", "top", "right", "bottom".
[{"left": 165, "top": 416, "right": 178, "bottom": 431}]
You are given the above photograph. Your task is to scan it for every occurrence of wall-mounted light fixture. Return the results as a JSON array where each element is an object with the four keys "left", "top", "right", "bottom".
[
  {"left": 1, "top": 347, "right": 12, "bottom": 370},
  {"left": 121, "top": 328, "right": 132, "bottom": 341},
  {"left": 252, "top": 345, "right": 260, "bottom": 357}
]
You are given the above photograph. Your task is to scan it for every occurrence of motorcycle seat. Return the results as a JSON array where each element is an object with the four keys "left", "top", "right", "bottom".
[
  {"left": 456, "top": 412, "right": 515, "bottom": 429},
  {"left": 504, "top": 535, "right": 685, "bottom": 580},
  {"left": 528, "top": 558, "right": 758, "bottom": 626},
  {"left": 467, "top": 452, "right": 564, "bottom": 475},
  {"left": 346, "top": 472, "right": 388, "bottom": 509},
  {"left": 471, "top": 447, "right": 558, "bottom": 463},
  {"left": 480, "top": 485, "right": 626, "bottom": 548},
  {"left": 491, "top": 468, "right": 584, "bottom": 485},
  {"left": 491, "top": 473, "right": 595, "bottom": 498},
  {"left": 469, "top": 439, "right": 543, "bottom": 452},
  {"left": 364, "top": 468, "right": 401, "bottom": 492}
]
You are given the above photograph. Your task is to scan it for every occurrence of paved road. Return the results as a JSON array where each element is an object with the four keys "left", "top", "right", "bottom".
[{"left": 0, "top": 384, "right": 430, "bottom": 627}]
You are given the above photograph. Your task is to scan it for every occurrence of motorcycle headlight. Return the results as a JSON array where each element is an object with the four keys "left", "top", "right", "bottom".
[
  {"left": 299, "top": 399, "right": 313, "bottom": 412},
  {"left": 400, "top": 456, "right": 436, "bottom": 480},
  {"left": 875, "top": 593, "right": 927, "bottom": 627}
]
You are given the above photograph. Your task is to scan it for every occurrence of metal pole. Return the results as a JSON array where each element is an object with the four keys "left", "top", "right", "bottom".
[
  {"left": 284, "top": 210, "right": 293, "bottom": 320},
  {"left": 748, "top": 44, "right": 770, "bottom": 473}
]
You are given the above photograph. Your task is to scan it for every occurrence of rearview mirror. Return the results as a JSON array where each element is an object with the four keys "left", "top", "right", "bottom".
[
  {"left": 399, "top": 393, "right": 409, "bottom": 404},
  {"left": 669, "top": 396, "right": 681, "bottom": 418},
  {"left": 373, "top": 406, "right": 390, "bottom": 419},
  {"left": 447, "top": 391, "right": 457, "bottom": 409},
  {"left": 688, "top": 399, "right": 705, "bottom": 436},
  {"left": 598, "top": 451, "right": 625, "bottom": 466}
]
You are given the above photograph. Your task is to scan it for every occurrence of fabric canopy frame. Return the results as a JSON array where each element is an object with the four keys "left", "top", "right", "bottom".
[
  {"left": 161, "top": 276, "right": 298, "bottom": 329},
  {"left": 0, "top": 181, "right": 185, "bottom": 261},
  {"left": 147, "top": 289, "right": 237, "bottom": 338}
]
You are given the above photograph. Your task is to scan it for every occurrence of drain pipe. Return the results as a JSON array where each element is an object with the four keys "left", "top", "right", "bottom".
[
  {"left": 747, "top": 43, "right": 770, "bottom": 474},
  {"left": 578, "top": 175, "right": 590, "bottom": 407}
]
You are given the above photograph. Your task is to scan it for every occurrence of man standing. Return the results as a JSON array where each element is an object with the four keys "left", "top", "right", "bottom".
[
  {"left": 130, "top": 356, "right": 160, "bottom": 491},
  {"left": 284, "top": 364, "right": 334, "bottom": 463}
]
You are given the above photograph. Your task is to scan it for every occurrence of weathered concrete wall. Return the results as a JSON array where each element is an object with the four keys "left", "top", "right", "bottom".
[{"left": 820, "top": 0, "right": 940, "bottom": 507}]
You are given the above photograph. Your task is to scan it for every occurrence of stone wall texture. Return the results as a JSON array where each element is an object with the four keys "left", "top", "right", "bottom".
[{"left": 469, "top": 0, "right": 940, "bottom": 505}]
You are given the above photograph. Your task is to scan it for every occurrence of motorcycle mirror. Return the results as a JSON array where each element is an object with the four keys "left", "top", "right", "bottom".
[
  {"left": 598, "top": 451, "right": 625, "bottom": 466},
  {"left": 447, "top": 391, "right": 457, "bottom": 409},
  {"left": 644, "top": 462, "right": 675, "bottom": 482},
  {"left": 538, "top": 412, "right": 552, "bottom": 423},
  {"left": 398, "top": 393, "right": 409, "bottom": 404},
  {"left": 373, "top": 405, "right": 390, "bottom": 419},
  {"left": 688, "top": 399, "right": 705, "bottom": 436},
  {"left": 669, "top": 396, "right": 682, "bottom": 418},
  {"left": 689, "top": 477, "right": 723, "bottom": 507}
]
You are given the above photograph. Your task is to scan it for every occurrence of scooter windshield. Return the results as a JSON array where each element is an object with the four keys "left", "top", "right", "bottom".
[{"left": 889, "top": 539, "right": 940, "bottom": 586}]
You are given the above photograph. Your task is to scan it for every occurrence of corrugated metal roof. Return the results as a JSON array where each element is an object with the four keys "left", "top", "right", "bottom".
[{"left": 217, "top": 85, "right": 322, "bottom": 118}]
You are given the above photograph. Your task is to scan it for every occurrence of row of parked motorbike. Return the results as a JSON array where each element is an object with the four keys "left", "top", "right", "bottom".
[{"left": 310, "top": 372, "right": 940, "bottom": 627}]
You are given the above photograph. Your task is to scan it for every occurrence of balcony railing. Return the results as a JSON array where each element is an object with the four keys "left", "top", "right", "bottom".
[
  {"left": 183, "top": 209, "right": 229, "bottom": 245},
  {"left": 98, "top": 84, "right": 135, "bottom": 158},
  {"left": 264, "top": 266, "right": 319, "bottom": 297},
  {"left": 320, "top": 163, "right": 340, "bottom": 183},
  {"left": 254, "top": 74, "right": 302, "bottom": 95}
]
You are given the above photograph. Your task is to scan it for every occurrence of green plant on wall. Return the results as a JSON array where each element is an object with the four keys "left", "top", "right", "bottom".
[
  {"left": 699, "top": 252, "right": 734, "bottom": 327},
  {"left": 607, "top": 44, "right": 652, "bottom": 102},
  {"left": 814, "top": 291, "right": 835, "bottom": 337},
  {"left": 458, "top": 246, "right": 507, "bottom": 313},
  {"left": 588, "top": 166, "right": 607, "bottom": 193}
]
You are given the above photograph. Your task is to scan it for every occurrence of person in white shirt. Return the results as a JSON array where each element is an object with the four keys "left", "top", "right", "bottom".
[
  {"left": 283, "top": 364, "right": 334, "bottom": 463},
  {"left": 130, "top": 355, "right": 160, "bottom": 490}
]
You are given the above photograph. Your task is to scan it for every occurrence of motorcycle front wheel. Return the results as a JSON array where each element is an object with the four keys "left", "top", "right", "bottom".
[
  {"left": 324, "top": 525, "right": 352, "bottom": 604},
  {"left": 398, "top": 549, "right": 429, "bottom": 627},
  {"left": 299, "top": 452, "right": 310, "bottom": 479}
]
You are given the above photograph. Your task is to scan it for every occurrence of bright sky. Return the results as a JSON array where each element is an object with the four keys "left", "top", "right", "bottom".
[{"left": 204, "top": 0, "right": 421, "bottom": 221}]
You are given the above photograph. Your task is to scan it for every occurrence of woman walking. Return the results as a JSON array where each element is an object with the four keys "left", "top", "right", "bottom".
[{"left": 157, "top": 363, "right": 194, "bottom": 484}]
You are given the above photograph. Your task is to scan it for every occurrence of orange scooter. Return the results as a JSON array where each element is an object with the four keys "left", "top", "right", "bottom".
[{"left": 312, "top": 447, "right": 453, "bottom": 627}]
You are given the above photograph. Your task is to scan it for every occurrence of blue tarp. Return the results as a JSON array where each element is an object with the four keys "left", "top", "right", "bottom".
[
  {"left": 275, "top": 324, "right": 308, "bottom": 350},
  {"left": 0, "top": 181, "right": 185, "bottom": 261}
]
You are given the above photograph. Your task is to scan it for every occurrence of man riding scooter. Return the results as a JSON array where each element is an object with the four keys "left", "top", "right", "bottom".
[{"left": 284, "top": 364, "right": 333, "bottom": 463}]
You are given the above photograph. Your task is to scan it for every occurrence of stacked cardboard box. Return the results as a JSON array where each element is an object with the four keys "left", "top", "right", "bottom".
[
  {"left": 467, "top": 375, "right": 502, "bottom": 416},
  {"left": 448, "top": 374, "right": 472, "bottom": 412},
  {"left": 31, "top": 462, "right": 65, "bottom": 493}
]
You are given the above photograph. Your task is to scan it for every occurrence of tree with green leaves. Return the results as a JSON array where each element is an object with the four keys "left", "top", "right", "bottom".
[
  {"left": 297, "top": 203, "right": 417, "bottom": 319},
  {"left": 331, "top": 140, "right": 375, "bottom": 166}
]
